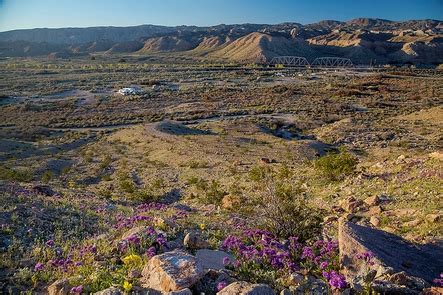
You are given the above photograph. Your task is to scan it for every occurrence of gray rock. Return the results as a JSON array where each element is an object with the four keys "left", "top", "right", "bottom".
[
  {"left": 141, "top": 250, "right": 205, "bottom": 292},
  {"left": 32, "top": 184, "right": 55, "bottom": 196},
  {"left": 183, "top": 232, "right": 210, "bottom": 249},
  {"left": 339, "top": 220, "right": 443, "bottom": 286},
  {"left": 168, "top": 288, "right": 192, "bottom": 295},
  {"left": 93, "top": 286, "right": 123, "bottom": 295},
  {"left": 217, "top": 281, "right": 275, "bottom": 295},
  {"left": 47, "top": 279, "right": 70, "bottom": 295},
  {"left": 196, "top": 249, "right": 234, "bottom": 270}
]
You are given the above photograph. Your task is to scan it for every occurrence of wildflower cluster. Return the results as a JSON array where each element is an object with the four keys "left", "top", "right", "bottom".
[
  {"left": 221, "top": 229, "right": 344, "bottom": 289},
  {"left": 114, "top": 214, "right": 152, "bottom": 229},
  {"left": 117, "top": 226, "right": 167, "bottom": 257},
  {"left": 323, "top": 271, "right": 348, "bottom": 289},
  {"left": 356, "top": 251, "right": 375, "bottom": 265},
  {"left": 433, "top": 274, "right": 443, "bottom": 287}
]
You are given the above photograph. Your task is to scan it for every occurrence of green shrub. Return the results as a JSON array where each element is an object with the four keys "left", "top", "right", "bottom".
[
  {"left": 41, "top": 170, "right": 54, "bottom": 183},
  {"left": 314, "top": 149, "right": 357, "bottom": 181},
  {"left": 0, "top": 166, "right": 33, "bottom": 182},
  {"left": 257, "top": 178, "right": 324, "bottom": 241},
  {"left": 188, "top": 177, "right": 226, "bottom": 204},
  {"left": 119, "top": 179, "right": 135, "bottom": 193},
  {"left": 249, "top": 165, "right": 271, "bottom": 182}
]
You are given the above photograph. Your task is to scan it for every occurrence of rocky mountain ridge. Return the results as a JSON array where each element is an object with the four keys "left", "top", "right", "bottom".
[{"left": 0, "top": 18, "right": 442, "bottom": 64}]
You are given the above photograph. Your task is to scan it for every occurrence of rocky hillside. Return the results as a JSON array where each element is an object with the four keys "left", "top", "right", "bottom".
[{"left": 0, "top": 18, "right": 442, "bottom": 65}]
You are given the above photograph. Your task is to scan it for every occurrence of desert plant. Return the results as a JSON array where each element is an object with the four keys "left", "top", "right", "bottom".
[
  {"left": 41, "top": 170, "right": 54, "bottom": 183},
  {"left": 0, "top": 166, "right": 33, "bottom": 182},
  {"left": 314, "top": 149, "right": 358, "bottom": 181},
  {"left": 256, "top": 177, "right": 324, "bottom": 241}
]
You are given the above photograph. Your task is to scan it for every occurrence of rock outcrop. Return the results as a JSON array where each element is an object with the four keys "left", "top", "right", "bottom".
[
  {"left": 141, "top": 250, "right": 205, "bottom": 292},
  {"left": 339, "top": 219, "right": 442, "bottom": 292}
]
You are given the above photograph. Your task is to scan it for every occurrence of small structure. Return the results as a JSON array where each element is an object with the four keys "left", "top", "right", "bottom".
[
  {"left": 118, "top": 87, "right": 142, "bottom": 96},
  {"left": 151, "top": 83, "right": 180, "bottom": 92}
]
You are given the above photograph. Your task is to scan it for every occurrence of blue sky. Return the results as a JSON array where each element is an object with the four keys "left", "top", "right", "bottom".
[{"left": 0, "top": 0, "right": 441, "bottom": 32}]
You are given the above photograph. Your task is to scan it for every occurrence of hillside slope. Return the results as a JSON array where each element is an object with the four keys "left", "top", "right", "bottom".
[{"left": 0, "top": 18, "right": 441, "bottom": 64}]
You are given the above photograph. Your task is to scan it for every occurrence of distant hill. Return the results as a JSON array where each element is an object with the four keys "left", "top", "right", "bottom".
[{"left": 0, "top": 18, "right": 442, "bottom": 65}]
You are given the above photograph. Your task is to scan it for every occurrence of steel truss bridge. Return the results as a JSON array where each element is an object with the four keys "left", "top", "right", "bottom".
[
  {"left": 269, "top": 56, "right": 310, "bottom": 67},
  {"left": 269, "top": 56, "right": 354, "bottom": 69}
]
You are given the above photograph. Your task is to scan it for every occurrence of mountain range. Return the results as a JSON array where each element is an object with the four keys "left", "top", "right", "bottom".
[{"left": 1, "top": 18, "right": 442, "bottom": 65}]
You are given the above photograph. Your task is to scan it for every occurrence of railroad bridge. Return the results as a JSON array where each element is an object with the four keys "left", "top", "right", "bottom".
[{"left": 269, "top": 56, "right": 354, "bottom": 69}]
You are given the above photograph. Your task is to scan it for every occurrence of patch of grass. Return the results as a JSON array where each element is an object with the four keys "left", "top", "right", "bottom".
[{"left": 314, "top": 149, "right": 358, "bottom": 181}]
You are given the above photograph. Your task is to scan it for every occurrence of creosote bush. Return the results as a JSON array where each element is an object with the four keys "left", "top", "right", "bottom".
[
  {"left": 314, "top": 149, "right": 358, "bottom": 181},
  {"left": 257, "top": 177, "right": 324, "bottom": 241},
  {"left": 248, "top": 166, "right": 324, "bottom": 241}
]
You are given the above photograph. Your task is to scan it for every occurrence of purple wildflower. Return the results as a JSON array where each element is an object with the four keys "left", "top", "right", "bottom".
[
  {"left": 126, "top": 235, "right": 140, "bottom": 245},
  {"left": 323, "top": 271, "right": 348, "bottom": 289},
  {"left": 356, "top": 251, "right": 375, "bottom": 265},
  {"left": 217, "top": 281, "right": 228, "bottom": 291},
  {"left": 146, "top": 246, "right": 156, "bottom": 258},
  {"left": 156, "top": 234, "right": 167, "bottom": 246},
  {"left": 34, "top": 263, "right": 44, "bottom": 271},
  {"left": 45, "top": 239, "right": 55, "bottom": 247},
  {"left": 433, "top": 274, "right": 443, "bottom": 287},
  {"left": 222, "top": 257, "right": 230, "bottom": 266},
  {"left": 70, "top": 285, "right": 83, "bottom": 293},
  {"left": 301, "top": 246, "right": 314, "bottom": 259},
  {"left": 320, "top": 261, "right": 329, "bottom": 270}
]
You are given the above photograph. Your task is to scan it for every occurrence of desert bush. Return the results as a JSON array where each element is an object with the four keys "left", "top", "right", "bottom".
[
  {"left": 249, "top": 165, "right": 271, "bottom": 182},
  {"left": 99, "top": 155, "right": 112, "bottom": 170},
  {"left": 117, "top": 171, "right": 136, "bottom": 194},
  {"left": 256, "top": 177, "right": 324, "bottom": 241},
  {"left": 188, "top": 177, "right": 226, "bottom": 204},
  {"left": 41, "top": 170, "right": 54, "bottom": 183},
  {"left": 0, "top": 166, "right": 33, "bottom": 182},
  {"left": 314, "top": 149, "right": 357, "bottom": 181},
  {"left": 186, "top": 160, "right": 209, "bottom": 169}
]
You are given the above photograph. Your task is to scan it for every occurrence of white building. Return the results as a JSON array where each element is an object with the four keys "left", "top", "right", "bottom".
[{"left": 118, "top": 87, "right": 142, "bottom": 96}]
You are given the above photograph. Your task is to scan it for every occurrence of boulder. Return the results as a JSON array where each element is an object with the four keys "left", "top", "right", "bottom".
[
  {"left": 403, "top": 219, "right": 421, "bottom": 227},
  {"left": 168, "top": 289, "right": 192, "bottom": 295},
  {"left": 338, "top": 220, "right": 443, "bottom": 288},
  {"left": 141, "top": 250, "right": 205, "bottom": 292},
  {"left": 288, "top": 273, "right": 304, "bottom": 285},
  {"left": 93, "top": 287, "right": 123, "bottom": 295},
  {"left": 339, "top": 197, "right": 365, "bottom": 213},
  {"left": 47, "top": 279, "right": 70, "bottom": 295},
  {"left": 32, "top": 184, "right": 55, "bottom": 196},
  {"left": 425, "top": 214, "right": 441, "bottom": 223},
  {"left": 368, "top": 205, "right": 383, "bottom": 215},
  {"left": 421, "top": 287, "right": 443, "bottom": 295},
  {"left": 196, "top": 249, "right": 234, "bottom": 270},
  {"left": 371, "top": 280, "right": 421, "bottom": 294},
  {"left": 289, "top": 278, "right": 329, "bottom": 295},
  {"left": 216, "top": 281, "right": 275, "bottom": 295},
  {"left": 370, "top": 216, "right": 381, "bottom": 227},
  {"left": 183, "top": 232, "right": 210, "bottom": 249},
  {"left": 323, "top": 215, "right": 338, "bottom": 223},
  {"left": 364, "top": 196, "right": 381, "bottom": 207},
  {"left": 193, "top": 269, "right": 233, "bottom": 294}
]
